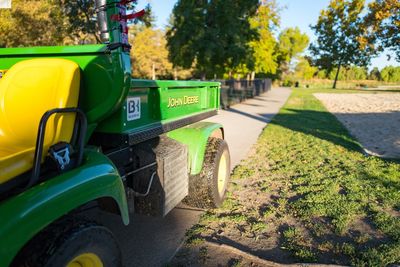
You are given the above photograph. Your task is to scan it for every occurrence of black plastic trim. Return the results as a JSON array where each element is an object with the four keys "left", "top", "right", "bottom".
[
  {"left": 91, "top": 110, "right": 217, "bottom": 148},
  {"left": 130, "top": 110, "right": 217, "bottom": 145},
  {"left": 26, "top": 108, "right": 87, "bottom": 189}
]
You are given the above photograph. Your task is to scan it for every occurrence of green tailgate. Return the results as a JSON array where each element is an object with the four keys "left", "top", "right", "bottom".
[{"left": 96, "top": 79, "right": 220, "bottom": 133}]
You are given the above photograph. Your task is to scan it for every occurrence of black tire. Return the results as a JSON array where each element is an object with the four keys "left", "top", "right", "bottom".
[
  {"left": 184, "top": 137, "right": 231, "bottom": 209},
  {"left": 13, "top": 217, "right": 122, "bottom": 267}
]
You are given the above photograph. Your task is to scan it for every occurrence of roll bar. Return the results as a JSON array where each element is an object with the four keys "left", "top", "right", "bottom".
[{"left": 94, "top": 0, "right": 146, "bottom": 51}]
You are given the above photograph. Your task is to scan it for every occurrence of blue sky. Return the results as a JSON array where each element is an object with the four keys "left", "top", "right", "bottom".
[{"left": 136, "top": 0, "right": 399, "bottom": 70}]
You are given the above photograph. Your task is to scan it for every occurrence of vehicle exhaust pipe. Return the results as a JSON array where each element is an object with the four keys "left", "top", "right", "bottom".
[{"left": 95, "top": 0, "right": 110, "bottom": 43}]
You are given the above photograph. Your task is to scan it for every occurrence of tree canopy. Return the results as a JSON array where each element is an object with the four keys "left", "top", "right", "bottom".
[
  {"left": 380, "top": 66, "right": 400, "bottom": 82},
  {"left": 131, "top": 27, "right": 172, "bottom": 79},
  {"left": 278, "top": 27, "right": 309, "bottom": 66},
  {"left": 364, "top": 0, "right": 400, "bottom": 61},
  {"left": 295, "top": 57, "right": 317, "bottom": 80},
  {"left": 277, "top": 27, "right": 309, "bottom": 77},
  {"left": 310, "top": 0, "right": 374, "bottom": 88},
  {"left": 0, "top": 0, "right": 398, "bottom": 83},
  {"left": 58, "top": 0, "right": 99, "bottom": 44},
  {"left": 0, "top": 0, "right": 64, "bottom": 47},
  {"left": 0, "top": 0, "right": 153, "bottom": 47},
  {"left": 167, "top": 0, "right": 259, "bottom": 79},
  {"left": 248, "top": 0, "right": 280, "bottom": 77}
]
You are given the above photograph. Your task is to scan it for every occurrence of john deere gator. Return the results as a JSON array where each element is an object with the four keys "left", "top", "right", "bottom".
[{"left": 0, "top": 1, "right": 230, "bottom": 266}]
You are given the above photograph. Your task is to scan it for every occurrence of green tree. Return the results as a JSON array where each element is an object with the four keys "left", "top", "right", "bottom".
[
  {"left": 295, "top": 57, "right": 318, "bottom": 80},
  {"left": 277, "top": 27, "right": 309, "bottom": 75},
  {"left": 58, "top": 0, "right": 99, "bottom": 44},
  {"left": 329, "top": 67, "right": 346, "bottom": 80},
  {"left": 0, "top": 1, "right": 153, "bottom": 47},
  {"left": 131, "top": 27, "right": 173, "bottom": 79},
  {"left": 326, "top": 66, "right": 367, "bottom": 81},
  {"left": 316, "top": 69, "right": 328, "bottom": 79},
  {"left": 364, "top": 0, "right": 400, "bottom": 61},
  {"left": 0, "top": 0, "right": 64, "bottom": 47},
  {"left": 368, "top": 67, "right": 381, "bottom": 80},
  {"left": 310, "top": 0, "right": 374, "bottom": 88},
  {"left": 380, "top": 66, "right": 400, "bottom": 82},
  {"left": 248, "top": 0, "right": 280, "bottom": 77},
  {"left": 167, "top": 0, "right": 258, "bottom": 79},
  {"left": 345, "top": 66, "right": 367, "bottom": 80}
]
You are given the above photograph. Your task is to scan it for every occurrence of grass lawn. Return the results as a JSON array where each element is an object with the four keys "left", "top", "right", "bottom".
[{"left": 174, "top": 88, "right": 400, "bottom": 266}]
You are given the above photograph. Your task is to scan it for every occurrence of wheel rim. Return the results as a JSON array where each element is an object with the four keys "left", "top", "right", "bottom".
[
  {"left": 67, "top": 253, "right": 104, "bottom": 267},
  {"left": 217, "top": 151, "right": 228, "bottom": 197}
]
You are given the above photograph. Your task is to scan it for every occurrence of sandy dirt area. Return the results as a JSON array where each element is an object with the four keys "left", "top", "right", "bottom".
[
  {"left": 172, "top": 241, "right": 345, "bottom": 267},
  {"left": 314, "top": 93, "right": 400, "bottom": 159}
]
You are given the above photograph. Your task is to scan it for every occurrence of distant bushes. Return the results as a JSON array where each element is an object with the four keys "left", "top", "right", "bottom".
[
  {"left": 380, "top": 66, "right": 400, "bottom": 82},
  {"left": 293, "top": 79, "right": 397, "bottom": 90},
  {"left": 291, "top": 63, "right": 400, "bottom": 83},
  {"left": 327, "top": 66, "right": 368, "bottom": 81},
  {"left": 321, "top": 66, "right": 400, "bottom": 82}
]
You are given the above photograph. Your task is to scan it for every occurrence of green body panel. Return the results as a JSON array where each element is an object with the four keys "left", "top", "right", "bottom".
[
  {"left": 0, "top": 44, "right": 106, "bottom": 55},
  {"left": 168, "top": 122, "right": 224, "bottom": 175},
  {"left": 0, "top": 48, "right": 221, "bottom": 140},
  {"left": 0, "top": 150, "right": 129, "bottom": 267},
  {"left": 0, "top": 45, "right": 132, "bottom": 139},
  {"left": 96, "top": 79, "right": 220, "bottom": 133}
]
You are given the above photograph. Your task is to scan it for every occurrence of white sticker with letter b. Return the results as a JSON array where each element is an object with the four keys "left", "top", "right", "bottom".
[{"left": 127, "top": 97, "right": 141, "bottom": 121}]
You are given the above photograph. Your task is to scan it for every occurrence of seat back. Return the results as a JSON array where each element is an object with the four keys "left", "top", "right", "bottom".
[{"left": 0, "top": 58, "right": 80, "bottom": 158}]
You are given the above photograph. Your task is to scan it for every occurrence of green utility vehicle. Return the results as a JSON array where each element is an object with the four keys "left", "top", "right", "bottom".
[{"left": 0, "top": 1, "right": 230, "bottom": 266}]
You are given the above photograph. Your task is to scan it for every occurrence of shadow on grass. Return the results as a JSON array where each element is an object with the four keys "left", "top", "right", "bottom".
[
  {"left": 361, "top": 170, "right": 400, "bottom": 192},
  {"left": 204, "top": 234, "right": 295, "bottom": 264},
  {"left": 227, "top": 107, "right": 363, "bottom": 153},
  {"left": 269, "top": 108, "right": 363, "bottom": 153},
  {"left": 272, "top": 109, "right": 400, "bottom": 159},
  {"left": 227, "top": 106, "right": 400, "bottom": 160}
]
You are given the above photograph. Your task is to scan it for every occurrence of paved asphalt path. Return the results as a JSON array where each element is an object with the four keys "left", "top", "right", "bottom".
[{"left": 97, "top": 87, "right": 292, "bottom": 267}]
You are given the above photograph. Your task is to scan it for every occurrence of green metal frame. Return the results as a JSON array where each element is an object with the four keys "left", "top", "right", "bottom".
[
  {"left": 168, "top": 122, "right": 224, "bottom": 175},
  {"left": 0, "top": 150, "right": 129, "bottom": 267}
]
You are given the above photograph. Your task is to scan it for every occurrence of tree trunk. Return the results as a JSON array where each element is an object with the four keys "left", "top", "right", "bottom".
[
  {"left": 251, "top": 71, "right": 255, "bottom": 81},
  {"left": 333, "top": 61, "right": 342, "bottom": 89},
  {"left": 152, "top": 63, "right": 156, "bottom": 80}
]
